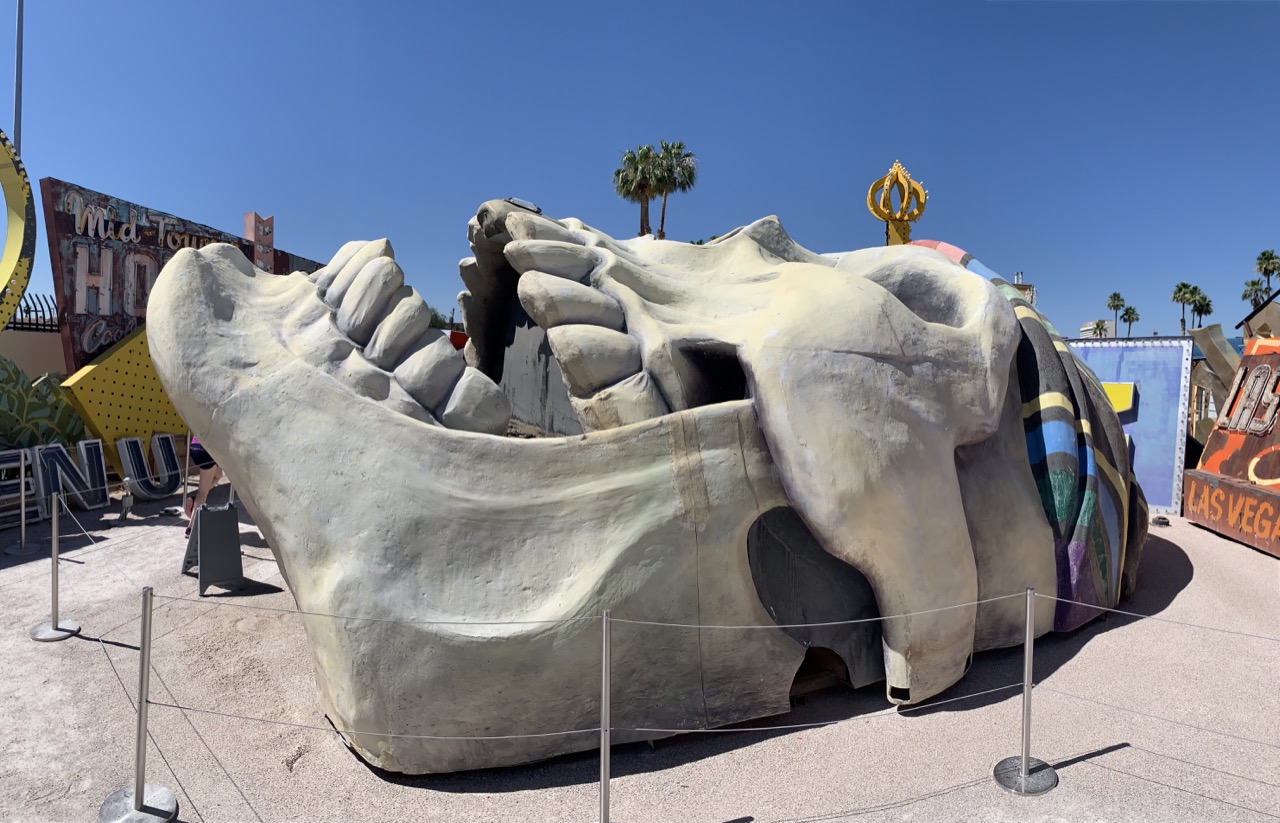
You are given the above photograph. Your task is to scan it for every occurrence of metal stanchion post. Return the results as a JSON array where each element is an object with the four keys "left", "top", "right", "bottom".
[
  {"left": 181, "top": 432, "right": 191, "bottom": 503},
  {"left": 5, "top": 449, "right": 38, "bottom": 554},
  {"left": 99, "top": 587, "right": 178, "bottom": 823},
  {"left": 30, "top": 494, "right": 80, "bottom": 642},
  {"left": 598, "top": 610, "right": 613, "bottom": 823},
  {"left": 993, "top": 588, "right": 1057, "bottom": 795}
]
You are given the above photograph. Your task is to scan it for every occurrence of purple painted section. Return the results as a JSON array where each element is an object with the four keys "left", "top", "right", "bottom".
[{"left": 1055, "top": 539, "right": 1104, "bottom": 630}]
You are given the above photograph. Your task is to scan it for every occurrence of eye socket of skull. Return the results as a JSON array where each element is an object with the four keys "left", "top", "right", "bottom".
[
  {"left": 837, "top": 247, "right": 995, "bottom": 330},
  {"left": 672, "top": 340, "right": 751, "bottom": 407}
]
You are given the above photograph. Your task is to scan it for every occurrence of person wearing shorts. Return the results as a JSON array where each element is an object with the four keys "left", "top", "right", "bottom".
[{"left": 184, "top": 435, "right": 223, "bottom": 536}]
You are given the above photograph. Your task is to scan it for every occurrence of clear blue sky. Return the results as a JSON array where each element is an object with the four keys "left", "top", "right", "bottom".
[{"left": 5, "top": 0, "right": 1277, "bottom": 337}]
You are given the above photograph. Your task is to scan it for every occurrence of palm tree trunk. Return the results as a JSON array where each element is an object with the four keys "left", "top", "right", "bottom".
[
  {"left": 1180, "top": 306, "right": 1187, "bottom": 334},
  {"left": 639, "top": 198, "right": 651, "bottom": 237},
  {"left": 1113, "top": 310, "right": 1119, "bottom": 336},
  {"left": 1126, "top": 321, "right": 1133, "bottom": 338},
  {"left": 657, "top": 194, "right": 669, "bottom": 240}
]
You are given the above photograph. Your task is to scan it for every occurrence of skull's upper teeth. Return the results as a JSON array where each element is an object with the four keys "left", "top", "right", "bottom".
[
  {"left": 505, "top": 240, "right": 597, "bottom": 283},
  {"left": 545, "top": 325, "right": 642, "bottom": 397},
  {"left": 516, "top": 271, "right": 625, "bottom": 330}
]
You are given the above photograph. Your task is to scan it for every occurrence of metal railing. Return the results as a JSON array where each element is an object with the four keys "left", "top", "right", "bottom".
[
  {"left": 18, "top": 521, "right": 1280, "bottom": 822},
  {"left": 3, "top": 292, "right": 59, "bottom": 332}
]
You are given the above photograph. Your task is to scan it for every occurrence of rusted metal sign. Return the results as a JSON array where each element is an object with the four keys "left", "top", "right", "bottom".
[
  {"left": 1183, "top": 471, "right": 1280, "bottom": 559},
  {"left": 1184, "top": 337, "right": 1280, "bottom": 558},
  {"left": 40, "top": 178, "right": 322, "bottom": 373}
]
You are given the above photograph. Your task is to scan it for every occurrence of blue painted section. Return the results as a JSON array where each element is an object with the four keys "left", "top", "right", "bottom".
[
  {"left": 1069, "top": 341, "right": 1189, "bottom": 511},
  {"left": 965, "top": 259, "right": 999, "bottom": 280},
  {"left": 1024, "top": 420, "right": 1078, "bottom": 464}
]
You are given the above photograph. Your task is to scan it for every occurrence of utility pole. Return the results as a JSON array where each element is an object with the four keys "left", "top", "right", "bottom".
[{"left": 13, "top": 0, "right": 22, "bottom": 152}]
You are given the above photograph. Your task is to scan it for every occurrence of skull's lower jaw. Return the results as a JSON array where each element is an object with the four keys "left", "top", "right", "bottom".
[{"left": 148, "top": 245, "right": 818, "bottom": 773}]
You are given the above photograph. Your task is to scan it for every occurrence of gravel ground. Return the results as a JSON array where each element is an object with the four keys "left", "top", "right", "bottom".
[{"left": 1, "top": 484, "right": 1278, "bottom": 823}]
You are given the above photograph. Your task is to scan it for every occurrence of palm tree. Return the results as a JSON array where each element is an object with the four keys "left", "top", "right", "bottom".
[
  {"left": 1091, "top": 320, "right": 1108, "bottom": 338},
  {"left": 1244, "top": 278, "right": 1268, "bottom": 310},
  {"left": 653, "top": 141, "right": 698, "bottom": 240},
  {"left": 613, "top": 145, "right": 659, "bottom": 236},
  {"left": 1257, "top": 249, "right": 1280, "bottom": 293},
  {"left": 1172, "top": 281, "right": 1197, "bottom": 334},
  {"left": 1121, "top": 306, "right": 1139, "bottom": 337},
  {"left": 1191, "top": 290, "right": 1213, "bottom": 328},
  {"left": 1106, "top": 292, "right": 1125, "bottom": 337}
]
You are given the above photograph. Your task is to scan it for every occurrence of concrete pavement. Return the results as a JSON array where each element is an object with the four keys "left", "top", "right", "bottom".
[{"left": 1, "top": 485, "right": 1278, "bottom": 822}]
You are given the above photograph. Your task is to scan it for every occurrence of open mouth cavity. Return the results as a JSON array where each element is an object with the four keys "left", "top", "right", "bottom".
[{"left": 147, "top": 199, "right": 1074, "bottom": 774}]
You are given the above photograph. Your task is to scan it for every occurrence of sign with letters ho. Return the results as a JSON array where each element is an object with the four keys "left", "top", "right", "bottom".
[{"left": 40, "top": 178, "right": 322, "bottom": 373}]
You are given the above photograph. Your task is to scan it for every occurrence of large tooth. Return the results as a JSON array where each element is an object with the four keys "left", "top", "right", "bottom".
[
  {"left": 393, "top": 331, "right": 466, "bottom": 412},
  {"left": 571, "top": 371, "right": 669, "bottom": 432},
  {"left": 505, "top": 212, "right": 582, "bottom": 244},
  {"left": 383, "top": 380, "right": 441, "bottom": 426},
  {"left": 310, "top": 240, "right": 365, "bottom": 284},
  {"left": 337, "top": 257, "right": 404, "bottom": 345},
  {"left": 322, "top": 238, "right": 394, "bottom": 308},
  {"left": 457, "top": 289, "right": 475, "bottom": 334},
  {"left": 504, "top": 240, "right": 597, "bottom": 283},
  {"left": 365, "top": 290, "right": 435, "bottom": 369},
  {"left": 438, "top": 367, "right": 512, "bottom": 435},
  {"left": 545, "top": 325, "right": 641, "bottom": 397},
  {"left": 517, "top": 271, "right": 624, "bottom": 331},
  {"left": 336, "top": 350, "right": 391, "bottom": 400}
]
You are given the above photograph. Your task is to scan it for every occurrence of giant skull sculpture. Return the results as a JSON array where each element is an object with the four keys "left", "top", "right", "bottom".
[{"left": 148, "top": 200, "right": 1146, "bottom": 774}]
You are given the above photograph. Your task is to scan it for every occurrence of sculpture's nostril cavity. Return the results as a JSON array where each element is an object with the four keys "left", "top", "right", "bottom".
[
  {"left": 678, "top": 343, "right": 750, "bottom": 407},
  {"left": 888, "top": 685, "right": 911, "bottom": 702},
  {"left": 747, "top": 506, "right": 885, "bottom": 690}
]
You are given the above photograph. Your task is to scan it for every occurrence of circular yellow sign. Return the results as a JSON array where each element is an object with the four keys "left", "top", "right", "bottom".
[{"left": 0, "top": 127, "right": 37, "bottom": 331}]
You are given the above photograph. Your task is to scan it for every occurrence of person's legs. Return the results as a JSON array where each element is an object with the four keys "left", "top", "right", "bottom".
[
  {"left": 192, "top": 465, "right": 222, "bottom": 511},
  {"left": 186, "top": 465, "right": 223, "bottom": 535}
]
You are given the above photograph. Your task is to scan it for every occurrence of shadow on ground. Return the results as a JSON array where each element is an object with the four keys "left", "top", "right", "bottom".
[
  {"left": 904, "top": 531, "right": 1193, "bottom": 717},
  {"left": 372, "top": 534, "right": 1191, "bottom": 794},
  {"left": 0, "top": 480, "right": 272, "bottom": 576}
]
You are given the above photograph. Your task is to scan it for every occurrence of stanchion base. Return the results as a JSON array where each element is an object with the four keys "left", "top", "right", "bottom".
[
  {"left": 98, "top": 784, "right": 178, "bottom": 823},
  {"left": 993, "top": 756, "right": 1058, "bottom": 795},
  {"left": 30, "top": 620, "right": 81, "bottom": 642},
  {"left": 4, "top": 541, "right": 39, "bottom": 555}
]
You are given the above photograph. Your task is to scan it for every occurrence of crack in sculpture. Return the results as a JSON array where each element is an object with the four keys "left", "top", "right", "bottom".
[{"left": 147, "top": 200, "right": 1146, "bottom": 774}]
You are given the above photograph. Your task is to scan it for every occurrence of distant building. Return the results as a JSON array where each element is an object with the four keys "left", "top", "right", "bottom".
[
  {"left": 1079, "top": 319, "right": 1115, "bottom": 338},
  {"left": 1010, "top": 271, "right": 1036, "bottom": 306}
]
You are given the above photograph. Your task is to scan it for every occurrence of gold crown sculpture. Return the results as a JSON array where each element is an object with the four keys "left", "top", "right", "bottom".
[{"left": 867, "top": 160, "right": 927, "bottom": 245}]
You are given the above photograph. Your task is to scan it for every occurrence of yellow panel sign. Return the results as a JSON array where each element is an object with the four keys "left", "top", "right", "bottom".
[
  {"left": 0, "top": 127, "right": 36, "bottom": 330},
  {"left": 62, "top": 327, "right": 187, "bottom": 475},
  {"left": 1102, "top": 381, "right": 1136, "bottom": 415}
]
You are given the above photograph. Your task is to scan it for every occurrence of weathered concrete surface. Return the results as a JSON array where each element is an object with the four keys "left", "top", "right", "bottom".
[
  {"left": 0, "top": 509, "right": 1274, "bottom": 822},
  {"left": 145, "top": 208, "right": 1140, "bottom": 773},
  {"left": 149, "top": 240, "right": 810, "bottom": 773}
]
